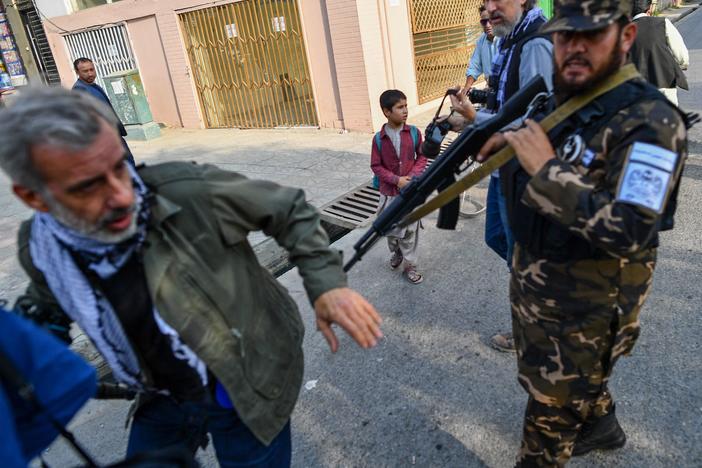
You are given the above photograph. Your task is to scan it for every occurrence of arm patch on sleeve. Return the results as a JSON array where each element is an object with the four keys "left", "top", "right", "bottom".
[{"left": 616, "top": 142, "right": 679, "bottom": 214}]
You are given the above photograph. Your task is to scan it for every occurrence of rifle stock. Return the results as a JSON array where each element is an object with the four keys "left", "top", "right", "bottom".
[{"left": 343, "top": 76, "right": 548, "bottom": 272}]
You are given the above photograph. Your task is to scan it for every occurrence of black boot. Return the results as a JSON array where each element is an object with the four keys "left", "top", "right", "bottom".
[{"left": 573, "top": 407, "right": 626, "bottom": 457}]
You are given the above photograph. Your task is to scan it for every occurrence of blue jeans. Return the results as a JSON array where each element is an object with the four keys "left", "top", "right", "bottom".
[
  {"left": 127, "top": 396, "right": 291, "bottom": 467},
  {"left": 484, "top": 175, "right": 514, "bottom": 268}
]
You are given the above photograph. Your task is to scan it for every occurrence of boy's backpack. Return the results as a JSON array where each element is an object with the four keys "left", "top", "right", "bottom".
[{"left": 372, "top": 125, "right": 420, "bottom": 190}]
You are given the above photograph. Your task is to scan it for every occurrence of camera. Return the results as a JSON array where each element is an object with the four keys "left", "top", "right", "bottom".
[
  {"left": 11, "top": 295, "right": 72, "bottom": 344},
  {"left": 421, "top": 88, "right": 460, "bottom": 158},
  {"left": 469, "top": 88, "right": 497, "bottom": 109},
  {"left": 422, "top": 119, "right": 453, "bottom": 158}
]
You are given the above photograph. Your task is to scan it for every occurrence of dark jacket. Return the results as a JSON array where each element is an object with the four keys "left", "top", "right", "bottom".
[
  {"left": 505, "top": 72, "right": 687, "bottom": 262},
  {"left": 17, "top": 162, "right": 347, "bottom": 445},
  {"left": 72, "top": 79, "right": 128, "bottom": 136},
  {"left": 630, "top": 16, "right": 688, "bottom": 90}
]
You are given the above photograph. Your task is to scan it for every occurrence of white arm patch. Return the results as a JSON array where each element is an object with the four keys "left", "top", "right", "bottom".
[{"left": 616, "top": 142, "right": 679, "bottom": 214}]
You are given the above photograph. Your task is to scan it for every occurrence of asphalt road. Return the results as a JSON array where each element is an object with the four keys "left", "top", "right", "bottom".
[
  {"left": 44, "top": 156, "right": 702, "bottom": 467},
  {"left": 677, "top": 6, "right": 702, "bottom": 149}
]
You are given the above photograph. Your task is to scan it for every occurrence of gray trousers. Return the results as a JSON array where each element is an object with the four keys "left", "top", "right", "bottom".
[{"left": 378, "top": 194, "right": 420, "bottom": 267}]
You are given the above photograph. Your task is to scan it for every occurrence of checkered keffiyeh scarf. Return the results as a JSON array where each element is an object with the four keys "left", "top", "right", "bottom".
[
  {"left": 30, "top": 165, "right": 208, "bottom": 391},
  {"left": 29, "top": 165, "right": 151, "bottom": 389}
]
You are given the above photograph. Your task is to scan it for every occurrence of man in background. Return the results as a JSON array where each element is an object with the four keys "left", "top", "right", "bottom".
[
  {"left": 448, "top": 0, "right": 554, "bottom": 353},
  {"left": 630, "top": 0, "right": 689, "bottom": 105},
  {"left": 464, "top": 4, "right": 499, "bottom": 90},
  {"left": 72, "top": 57, "right": 135, "bottom": 165}
]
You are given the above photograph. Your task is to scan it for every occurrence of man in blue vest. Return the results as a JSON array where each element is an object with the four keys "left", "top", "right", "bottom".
[
  {"left": 447, "top": 0, "right": 554, "bottom": 353},
  {"left": 72, "top": 57, "right": 135, "bottom": 166}
]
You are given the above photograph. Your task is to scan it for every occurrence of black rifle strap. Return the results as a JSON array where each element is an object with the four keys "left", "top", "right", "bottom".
[{"left": 0, "top": 347, "right": 99, "bottom": 467}]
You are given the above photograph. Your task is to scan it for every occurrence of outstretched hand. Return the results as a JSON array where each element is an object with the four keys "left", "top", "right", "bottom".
[{"left": 313, "top": 287, "right": 383, "bottom": 353}]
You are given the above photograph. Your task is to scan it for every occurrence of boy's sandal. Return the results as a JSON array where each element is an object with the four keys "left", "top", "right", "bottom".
[
  {"left": 404, "top": 268, "right": 423, "bottom": 284},
  {"left": 390, "top": 251, "right": 404, "bottom": 269}
]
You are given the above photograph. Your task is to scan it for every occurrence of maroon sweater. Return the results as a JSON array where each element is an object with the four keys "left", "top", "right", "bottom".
[{"left": 370, "top": 124, "right": 428, "bottom": 196}]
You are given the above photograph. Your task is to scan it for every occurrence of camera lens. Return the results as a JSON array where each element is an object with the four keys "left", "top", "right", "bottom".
[{"left": 422, "top": 139, "right": 442, "bottom": 158}]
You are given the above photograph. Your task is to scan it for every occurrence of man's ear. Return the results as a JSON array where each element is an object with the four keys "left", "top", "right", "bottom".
[
  {"left": 620, "top": 21, "right": 638, "bottom": 55},
  {"left": 381, "top": 107, "right": 391, "bottom": 118},
  {"left": 13, "top": 185, "right": 51, "bottom": 213}
]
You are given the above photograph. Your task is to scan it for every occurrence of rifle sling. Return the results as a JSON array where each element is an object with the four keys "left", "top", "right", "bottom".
[{"left": 400, "top": 64, "right": 641, "bottom": 227}]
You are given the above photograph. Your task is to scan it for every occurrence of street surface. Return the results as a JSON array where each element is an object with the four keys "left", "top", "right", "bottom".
[
  {"left": 677, "top": 2, "right": 702, "bottom": 150},
  {"left": 4, "top": 5, "right": 701, "bottom": 466}
]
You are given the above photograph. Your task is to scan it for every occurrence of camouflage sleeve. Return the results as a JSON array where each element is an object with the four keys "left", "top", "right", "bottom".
[{"left": 522, "top": 99, "right": 687, "bottom": 256}]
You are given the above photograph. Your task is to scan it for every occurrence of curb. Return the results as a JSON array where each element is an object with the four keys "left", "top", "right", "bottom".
[{"left": 670, "top": 2, "right": 701, "bottom": 22}]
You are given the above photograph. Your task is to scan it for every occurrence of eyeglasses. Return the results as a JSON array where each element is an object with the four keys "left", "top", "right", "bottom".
[{"left": 480, "top": 18, "right": 491, "bottom": 26}]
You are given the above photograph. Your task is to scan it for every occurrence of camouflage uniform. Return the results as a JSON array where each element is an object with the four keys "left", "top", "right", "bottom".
[{"left": 502, "top": 2, "right": 689, "bottom": 466}]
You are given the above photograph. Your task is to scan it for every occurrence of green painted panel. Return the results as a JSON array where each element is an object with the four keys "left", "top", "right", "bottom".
[
  {"left": 103, "top": 70, "right": 153, "bottom": 125},
  {"left": 539, "top": 0, "right": 553, "bottom": 18}
]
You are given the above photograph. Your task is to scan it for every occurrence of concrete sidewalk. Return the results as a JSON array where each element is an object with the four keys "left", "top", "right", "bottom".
[{"left": 658, "top": 0, "right": 701, "bottom": 22}]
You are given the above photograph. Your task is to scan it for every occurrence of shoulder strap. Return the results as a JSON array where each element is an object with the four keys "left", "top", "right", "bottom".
[
  {"left": 504, "top": 33, "right": 552, "bottom": 103},
  {"left": 409, "top": 125, "right": 419, "bottom": 154},
  {"left": 374, "top": 131, "right": 382, "bottom": 152}
]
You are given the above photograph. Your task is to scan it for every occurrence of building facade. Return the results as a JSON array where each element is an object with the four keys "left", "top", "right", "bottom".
[
  {"left": 38, "top": 0, "right": 552, "bottom": 133},
  {"left": 0, "top": 0, "right": 61, "bottom": 88}
]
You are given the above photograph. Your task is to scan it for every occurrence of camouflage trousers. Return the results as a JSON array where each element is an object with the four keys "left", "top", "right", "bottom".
[{"left": 510, "top": 244, "right": 656, "bottom": 467}]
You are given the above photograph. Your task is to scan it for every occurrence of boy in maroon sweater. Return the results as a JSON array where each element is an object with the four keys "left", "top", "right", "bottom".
[{"left": 371, "top": 90, "right": 428, "bottom": 284}]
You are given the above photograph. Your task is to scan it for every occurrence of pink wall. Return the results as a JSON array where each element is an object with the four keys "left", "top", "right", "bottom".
[
  {"left": 324, "top": 0, "right": 373, "bottom": 132},
  {"left": 126, "top": 16, "right": 182, "bottom": 128},
  {"left": 42, "top": 0, "right": 347, "bottom": 129},
  {"left": 300, "top": 0, "right": 344, "bottom": 129}
]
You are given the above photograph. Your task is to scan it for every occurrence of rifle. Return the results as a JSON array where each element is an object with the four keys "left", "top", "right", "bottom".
[{"left": 344, "top": 76, "right": 548, "bottom": 272}]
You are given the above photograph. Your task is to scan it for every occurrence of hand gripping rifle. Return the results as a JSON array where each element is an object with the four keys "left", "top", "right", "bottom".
[{"left": 343, "top": 76, "right": 549, "bottom": 272}]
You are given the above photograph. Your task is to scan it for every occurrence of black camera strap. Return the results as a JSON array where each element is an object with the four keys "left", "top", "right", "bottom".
[{"left": 0, "top": 348, "right": 100, "bottom": 467}]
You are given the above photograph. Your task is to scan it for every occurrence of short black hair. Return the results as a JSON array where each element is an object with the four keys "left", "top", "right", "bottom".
[
  {"left": 379, "top": 89, "right": 407, "bottom": 111},
  {"left": 479, "top": 4, "right": 486, "bottom": 13},
  {"left": 73, "top": 57, "right": 93, "bottom": 71},
  {"left": 632, "top": 0, "right": 652, "bottom": 16}
]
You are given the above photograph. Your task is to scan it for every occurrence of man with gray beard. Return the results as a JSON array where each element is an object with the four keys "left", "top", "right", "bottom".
[
  {"left": 0, "top": 88, "right": 383, "bottom": 466},
  {"left": 448, "top": 0, "right": 554, "bottom": 352}
]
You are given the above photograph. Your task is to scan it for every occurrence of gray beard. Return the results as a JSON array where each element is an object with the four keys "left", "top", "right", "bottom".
[
  {"left": 45, "top": 195, "right": 140, "bottom": 244},
  {"left": 493, "top": 12, "right": 521, "bottom": 38}
]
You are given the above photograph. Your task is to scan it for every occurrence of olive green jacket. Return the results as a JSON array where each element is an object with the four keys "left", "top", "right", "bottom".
[{"left": 17, "top": 161, "right": 348, "bottom": 445}]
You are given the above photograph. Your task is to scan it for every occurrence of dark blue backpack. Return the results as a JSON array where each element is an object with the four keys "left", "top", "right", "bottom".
[{"left": 372, "top": 125, "right": 420, "bottom": 189}]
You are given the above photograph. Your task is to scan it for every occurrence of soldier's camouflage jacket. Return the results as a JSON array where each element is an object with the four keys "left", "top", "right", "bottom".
[{"left": 503, "top": 71, "right": 688, "bottom": 408}]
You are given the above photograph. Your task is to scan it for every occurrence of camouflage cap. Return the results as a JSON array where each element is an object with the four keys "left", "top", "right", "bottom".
[{"left": 541, "top": 0, "right": 632, "bottom": 34}]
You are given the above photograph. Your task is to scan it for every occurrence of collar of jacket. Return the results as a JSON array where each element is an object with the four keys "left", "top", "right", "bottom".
[
  {"left": 147, "top": 193, "right": 181, "bottom": 226},
  {"left": 142, "top": 193, "right": 182, "bottom": 298}
]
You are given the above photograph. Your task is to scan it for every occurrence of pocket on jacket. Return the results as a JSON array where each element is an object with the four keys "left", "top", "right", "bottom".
[{"left": 242, "top": 271, "right": 304, "bottom": 400}]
